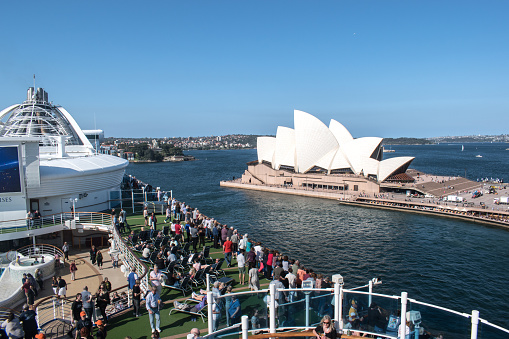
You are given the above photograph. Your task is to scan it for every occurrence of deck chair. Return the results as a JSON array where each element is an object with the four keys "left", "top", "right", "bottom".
[
  {"left": 201, "top": 246, "right": 213, "bottom": 264},
  {"left": 162, "top": 275, "right": 193, "bottom": 296},
  {"left": 153, "top": 238, "right": 162, "bottom": 249},
  {"left": 181, "top": 242, "right": 191, "bottom": 256},
  {"left": 175, "top": 254, "right": 191, "bottom": 274},
  {"left": 169, "top": 296, "right": 208, "bottom": 322},
  {"left": 130, "top": 234, "right": 139, "bottom": 245},
  {"left": 192, "top": 268, "right": 206, "bottom": 287},
  {"left": 140, "top": 251, "right": 157, "bottom": 265},
  {"left": 210, "top": 258, "right": 226, "bottom": 278},
  {"left": 160, "top": 260, "right": 176, "bottom": 275}
]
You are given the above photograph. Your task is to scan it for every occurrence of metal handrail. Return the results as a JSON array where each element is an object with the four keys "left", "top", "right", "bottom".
[
  {"left": 33, "top": 211, "right": 149, "bottom": 329},
  {"left": 0, "top": 211, "right": 114, "bottom": 234},
  {"left": 207, "top": 286, "right": 509, "bottom": 339},
  {"left": 14, "top": 243, "right": 65, "bottom": 260}
]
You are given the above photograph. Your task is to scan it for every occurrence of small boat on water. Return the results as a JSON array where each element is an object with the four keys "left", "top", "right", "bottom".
[
  {"left": 476, "top": 155, "right": 483, "bottom": 158},
  {"left": 461, "top": 145, "right": 464, "bottom": 151}
]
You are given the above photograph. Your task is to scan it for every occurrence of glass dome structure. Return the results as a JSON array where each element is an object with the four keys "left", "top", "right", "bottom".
[{"left": 0, "top": 87, "right": 89, "bottom": 147}]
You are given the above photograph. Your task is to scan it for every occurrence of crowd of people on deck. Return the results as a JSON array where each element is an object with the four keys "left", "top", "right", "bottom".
[
  {"left": 0, "top": 304, "right": 42, "bottom": 339},
  {"left": 123, "top": 196, "right": 447, "bottom": 339},
  {"left": 67, "top": 276, "right": 122, "bottom": 339}
]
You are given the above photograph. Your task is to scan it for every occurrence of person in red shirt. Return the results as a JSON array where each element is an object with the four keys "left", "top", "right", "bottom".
[
  {"left": 174, "top": 221, "right": 182, "bottom": 242},
  {"left": 223, "top": 237, "right": 233, "bottom": 267}
]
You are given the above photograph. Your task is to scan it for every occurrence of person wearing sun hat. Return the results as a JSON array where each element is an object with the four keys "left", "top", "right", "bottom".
[{"left": 95, "top": 319, "right": 107, "bottom": 339}]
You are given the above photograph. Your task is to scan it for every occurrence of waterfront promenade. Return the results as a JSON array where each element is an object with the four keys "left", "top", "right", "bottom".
[{"left": 221, "top": 172, "right": 509, "bottom": 228}]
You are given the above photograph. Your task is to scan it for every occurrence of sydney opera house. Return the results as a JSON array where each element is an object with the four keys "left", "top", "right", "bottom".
[{"left": 240, "top": 110, "right": 415, "bottom": 194}]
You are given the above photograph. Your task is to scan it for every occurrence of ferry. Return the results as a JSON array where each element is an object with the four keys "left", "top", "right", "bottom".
[{"left": 382, "top": 146, "right": 395, "bottom": 153}]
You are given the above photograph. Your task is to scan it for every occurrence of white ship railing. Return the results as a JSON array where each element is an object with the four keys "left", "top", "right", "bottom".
[
  {"left": 0, "top": 213, "right": 72, "bottom": 234},
  {"left": 203, "top": 282, "right": 509, "bottom": 339}
]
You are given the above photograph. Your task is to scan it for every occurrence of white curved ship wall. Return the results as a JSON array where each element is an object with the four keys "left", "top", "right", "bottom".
[
  {"left": 0, "top": 255, "right": 55, "bottom": 309},
  {"left": 30, "top": 162, "right": 126, "bottom": 214}
]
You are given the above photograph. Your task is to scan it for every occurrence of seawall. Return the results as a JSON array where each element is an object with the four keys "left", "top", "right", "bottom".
[
  {"left": 220, "top": 180, "right": 355, "bottom": 200},
  {"left": 339, "top": 200, "right": 509, "bottom": 230},
  {"left": 220, "top": 181, "right": 509, "bottom": 230}
]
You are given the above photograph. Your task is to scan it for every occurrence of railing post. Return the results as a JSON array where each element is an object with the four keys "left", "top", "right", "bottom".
[
  {"left": 36, "top": 306, "right": 40, "bottom": 328},
  {"left": 207, "top": 291, "right": 213, "bottom": 335},
  {"left": 128, "top": 288, "right": 131, "bottom": 307},
  {"left": 206, "top": 274, "right": 210, "bottom": 292},
  {"left": 338, "top": 286, "right": 344, "bottom": 329},
  {"left": 241, "top": 315, "right": 249, "bottom": 339},
  {"left": 471, "top": 310, "right": 479, "bottom": 339},
  {"left": 334, "top": 283, "right": 341, "bottom": 328},
  {"left": 52, "top": 298, "right": 56, "bottom": 320},
  {"left": 131, "top": 189, "right": 135, "bottom": 214},
  {"left": 269, "top": 283, "right": 276, "bottom": 333},
  {"left": 368, "top": 280, "right": 373, "bottom": 307},
  {"left": 400, "top": 292, "right": 408, "bottom": 339},
  {"left": 305, "top": 290, "right": 310, "bottom": 328}
]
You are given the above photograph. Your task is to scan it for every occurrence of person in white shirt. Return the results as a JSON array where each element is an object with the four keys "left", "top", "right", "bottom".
[
  {"left": 142, "top": 246, "right": 151, "bottom": 259},
  {"left": 286, "top": 267, "right": 297, "bottom": 302},
  {"left": 254, "top": 243, "right": 263, "bottom": 262},
  {"left": 237, "top": 250, "right": 246, "bottom": 285},
  {"left": 150, "top": 265, "right": 163, "bottom": 296}
]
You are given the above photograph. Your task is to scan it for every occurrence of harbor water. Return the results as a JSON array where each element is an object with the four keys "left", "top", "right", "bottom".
[{"left": 127, "top": 143, "right": 509, "bottom": 330}]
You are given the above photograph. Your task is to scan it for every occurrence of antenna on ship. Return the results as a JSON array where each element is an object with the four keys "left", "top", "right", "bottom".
[
  {"left": 94, "top": 112, "right": 98, "bottom": 154},
  {"left": 27, "top": 74, "right": 37, "bottom": 136}
]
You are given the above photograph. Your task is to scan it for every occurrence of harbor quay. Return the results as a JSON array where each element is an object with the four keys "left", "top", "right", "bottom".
[{"left": 221, "top": 170, "right": 509, "bottom": 229}]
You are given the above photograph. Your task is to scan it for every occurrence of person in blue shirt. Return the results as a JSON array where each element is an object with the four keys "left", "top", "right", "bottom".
[
  {"left": 146, "top": 286, "right": 162, "bottom": 334},
  {"left": 127, "top": 268, "right": 138, "bottom": 290}
]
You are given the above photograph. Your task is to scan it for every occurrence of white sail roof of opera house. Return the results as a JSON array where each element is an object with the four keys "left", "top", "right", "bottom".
[{"left": 257, "top": 110, "right": 414, "bottom": 182}]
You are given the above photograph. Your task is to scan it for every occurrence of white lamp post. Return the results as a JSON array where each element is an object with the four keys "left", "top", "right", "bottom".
[{"left": 69, "top": 198, "right": 78, "bottom": 218}]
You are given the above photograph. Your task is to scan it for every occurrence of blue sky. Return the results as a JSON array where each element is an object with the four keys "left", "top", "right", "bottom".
[{"left": 1, "top": 1, "right": 508, "bottom": 138}]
